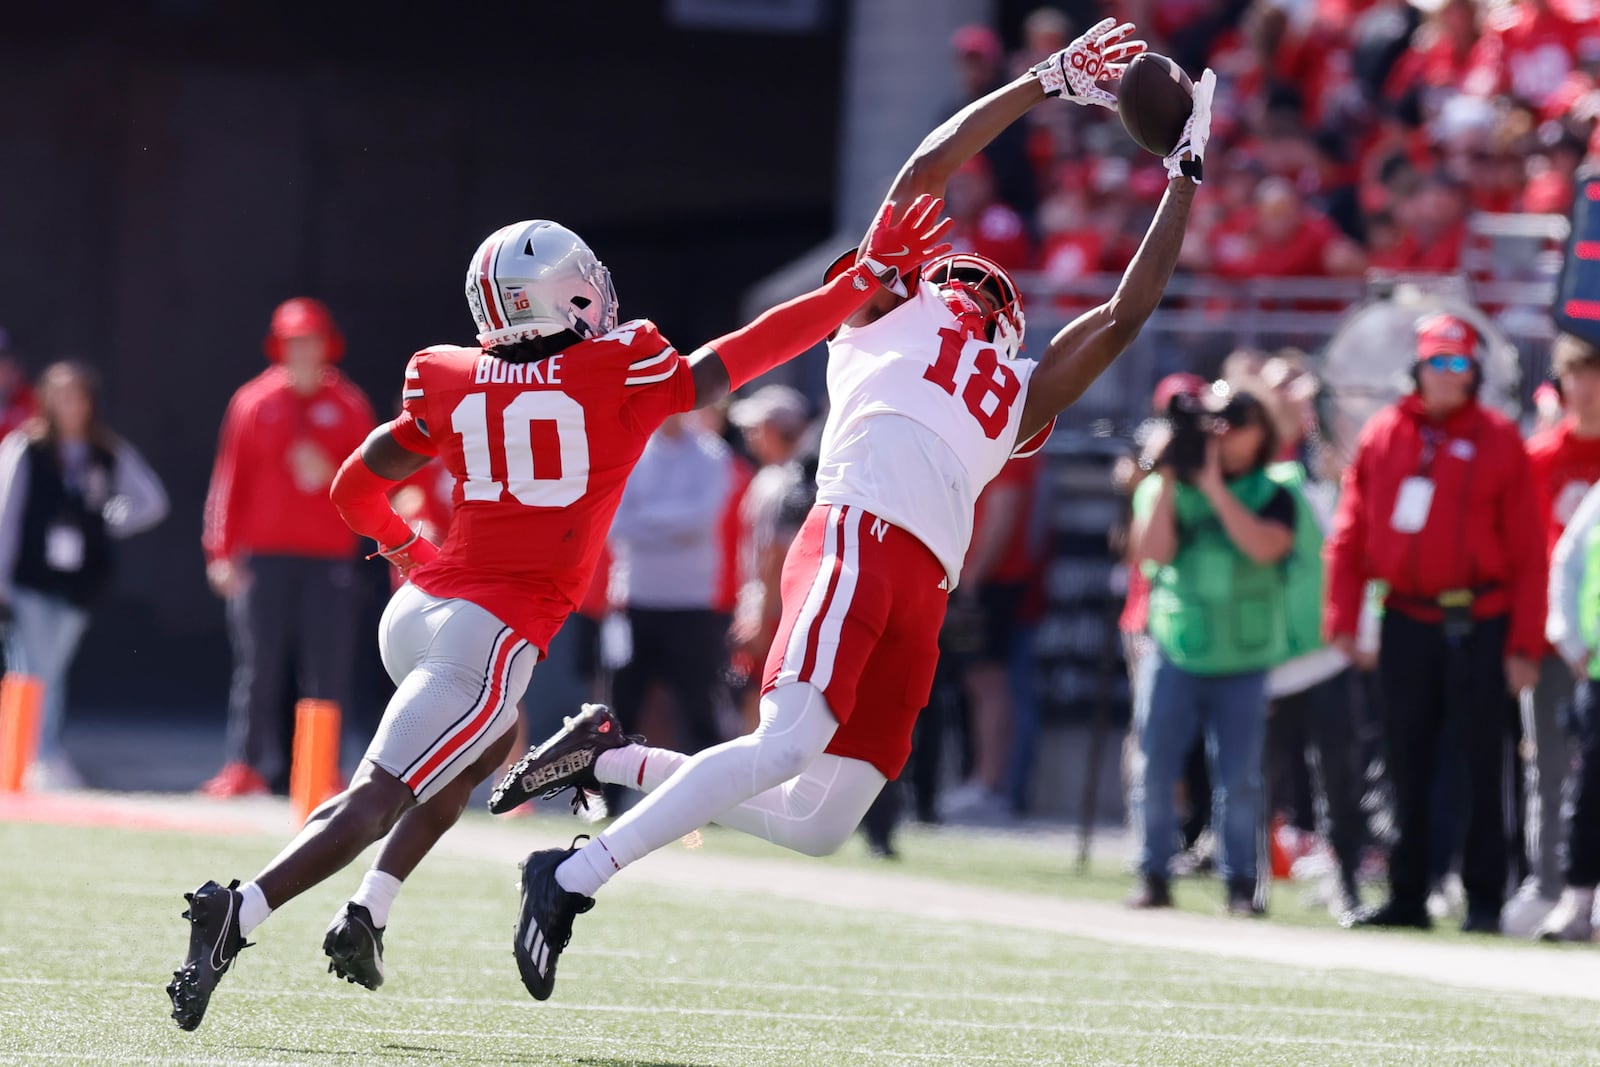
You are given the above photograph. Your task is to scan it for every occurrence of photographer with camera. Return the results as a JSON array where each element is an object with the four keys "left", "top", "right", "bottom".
[
  {"left": 1326, "top": 313, "right": 1543, "bottom": 934},
  {"left": 1126, "top": 381, "right": 1295, "bottom": 915}
]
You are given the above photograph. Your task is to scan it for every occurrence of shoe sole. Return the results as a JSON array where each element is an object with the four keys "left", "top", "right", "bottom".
[
  {"left": 323, "top": 924, "right": 384, "bottom": 990},
  {"left": 490, "top": 716, "right": 614, "bottom": 815}
]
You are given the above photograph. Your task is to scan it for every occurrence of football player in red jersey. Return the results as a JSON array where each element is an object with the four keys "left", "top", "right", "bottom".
[
  {"left": 164, "top": 198, "right": 953, "bottom": 1032},
  {"left": 493, "top": 21, "right": 1213, "bottom": 1003}
]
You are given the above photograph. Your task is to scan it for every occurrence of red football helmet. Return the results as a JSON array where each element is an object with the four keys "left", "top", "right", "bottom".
[{"left": 921, "top": 252, "right": 1025, "bottom": 359}]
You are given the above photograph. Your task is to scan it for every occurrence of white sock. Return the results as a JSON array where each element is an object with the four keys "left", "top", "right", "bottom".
[
  {"left": 351, "top": 870, "right": 402, "bottom": 928},
  {"left": 238, "top": 881, "right": 271, "bottom": 937},
  {"left": 555, "top": 839, "right": 620, "bottom": 897},
  {"left": 561, "top": 684, "right": 837, "bottom": 895},
  {"left": 595, "top": 744, "right": 685, "bottom": 792}
]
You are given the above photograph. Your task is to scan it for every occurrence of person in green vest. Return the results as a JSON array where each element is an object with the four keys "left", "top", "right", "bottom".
[
  {"left": 1127, "top": 381, "right": 1295, "bottom": 915},
  {"left": 1539, "top": 476, "right": 1600, "bottom": 940}
]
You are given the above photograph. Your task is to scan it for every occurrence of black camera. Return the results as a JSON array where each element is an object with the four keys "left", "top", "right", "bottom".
[{"left": 1155, "top": 392, "right": 1214, "bottom": 481}]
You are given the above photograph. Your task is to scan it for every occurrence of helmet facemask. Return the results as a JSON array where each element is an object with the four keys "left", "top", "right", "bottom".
[{"left": 924, "top": 254, "right": 1025, "bottom": 359}]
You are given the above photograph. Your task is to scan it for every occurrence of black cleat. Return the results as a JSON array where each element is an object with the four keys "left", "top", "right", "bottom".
[
  {"left": 166, "top": 879, "right": 252, "bottom": 1031},
  {"left": 489, "top": 703, "right": 642, "bottom": 815},
  {"left": 323, "top": 902, "right": 386, "bottom": 990},
  {"left": 513, "top": 838, "right": 594, "bottom": 1001},
  {"left": 1341, "top": 900, "right": 1433, "bottom": 931}
]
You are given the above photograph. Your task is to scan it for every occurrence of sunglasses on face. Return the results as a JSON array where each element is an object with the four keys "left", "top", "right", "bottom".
[{"left": 1422, "top": 354, "right": 1472, "bottom": 374}]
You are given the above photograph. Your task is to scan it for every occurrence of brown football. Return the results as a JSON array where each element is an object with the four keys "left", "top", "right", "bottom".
[{"left": 1117, "top": 53, "right": 1195, "bottom": 157}]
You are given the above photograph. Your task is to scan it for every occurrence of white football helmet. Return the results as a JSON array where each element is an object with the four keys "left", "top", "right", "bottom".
[{"left": 465, "top": 220, "right": 619, "bottom": 347}]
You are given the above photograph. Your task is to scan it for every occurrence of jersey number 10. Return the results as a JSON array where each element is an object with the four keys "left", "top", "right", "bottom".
[
  {"left": 449, "top": 392, "right": 590, "bottom": 507},
  {"left": 922, "top": 327, "right": 1020, "bottom": 439}
]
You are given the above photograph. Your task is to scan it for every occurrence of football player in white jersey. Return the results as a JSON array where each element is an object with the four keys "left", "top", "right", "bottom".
[{"left": 492, "top": 20, "right": 1216, "bottom": 1001}]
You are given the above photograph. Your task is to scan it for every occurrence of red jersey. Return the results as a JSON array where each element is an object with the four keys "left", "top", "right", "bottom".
[
  {"left": 1526, "top": 421, "right": 1600, "bottom": 562},
  {"left": 203, "top": 366, "right": 374, "bottom": 562},
  {"left": 394, "top": 319, "right": 695, "bottom": 650}
]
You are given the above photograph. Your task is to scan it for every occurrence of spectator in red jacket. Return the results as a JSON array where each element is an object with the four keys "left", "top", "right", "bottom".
[
  {"left": 1505, "top": 333, "right": 1600, "bottom": 934},
  {"left": 200, "top": 298, "right": 374, "bottom": 797},
  {"left": 1325, "top": 312, "right": 1543, "bottom": 934}
]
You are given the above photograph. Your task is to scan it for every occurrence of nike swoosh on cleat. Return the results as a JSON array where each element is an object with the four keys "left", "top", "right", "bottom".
[{"left": 208, "top": 891, "right": 237, "bottom": 972}]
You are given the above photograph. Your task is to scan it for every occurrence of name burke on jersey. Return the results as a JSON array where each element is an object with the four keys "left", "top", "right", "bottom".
[{"left": 474, "top": 354, "right": 563, "bottom": 386}]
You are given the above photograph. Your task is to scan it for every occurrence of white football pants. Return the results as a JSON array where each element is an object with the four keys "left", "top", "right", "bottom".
[{"left": 590, "top": 682, "right": 887, "bottom": 868}]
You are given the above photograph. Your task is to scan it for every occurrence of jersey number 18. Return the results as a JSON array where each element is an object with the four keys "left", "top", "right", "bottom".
[{"left": 922, "top": 327, "right": 1021, "bottom": 439}]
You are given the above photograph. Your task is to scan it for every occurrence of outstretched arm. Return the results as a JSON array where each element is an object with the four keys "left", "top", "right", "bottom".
[
  {"left": 1014, "top": 69, "right": 1214, "bottom": 442},
  {"left": 850, "top": 20, "right": 1146, "bottom": 326},
  {"left": 686, "top": 195, "right": 952, "bottom": 408},
  {"left": 1015, "top": 179, "right": 1195, "bottom": 440}
]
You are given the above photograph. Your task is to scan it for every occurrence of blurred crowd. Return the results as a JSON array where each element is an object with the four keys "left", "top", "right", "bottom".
[
  {"left": 947, "top": 1, "right": 1597, "bottom": 289},
  {"left": 1115, "top": 316, "right": 1600, "bottom": 942}
]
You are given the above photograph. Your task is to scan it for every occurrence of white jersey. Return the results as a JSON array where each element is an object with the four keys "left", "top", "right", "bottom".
[{"left": 814, "top": 282, "right": 1052, "bottom": 587}]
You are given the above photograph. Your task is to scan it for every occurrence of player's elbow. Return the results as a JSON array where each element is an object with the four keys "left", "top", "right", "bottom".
[{"left": 1104, "top": 294, "right": 1154, "bottom": 342}]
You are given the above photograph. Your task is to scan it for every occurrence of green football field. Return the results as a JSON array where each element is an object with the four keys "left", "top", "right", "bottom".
[{"left": 3, "top": 810, "right": 1599, "bottom": 1066}]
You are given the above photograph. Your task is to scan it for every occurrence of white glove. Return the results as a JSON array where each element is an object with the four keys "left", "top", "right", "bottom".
[
  {"left": 1164, "top": 68, "right": 1216, "bottom": 183},
  {"left": 1032, "top": 18, "right": 1146, "bottom": 109}
]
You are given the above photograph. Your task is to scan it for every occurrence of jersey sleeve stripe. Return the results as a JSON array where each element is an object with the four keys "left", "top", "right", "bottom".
[
  {"left": 405, "top": 367, "right": 421, "bottom": 379},
  {"left": 627, "top": 346, "right": 676, "bottom": 372},
  {"left": 403, "top": 388, "right": 425, "bottom": 399},
  {"left": 625, "top": 363, "right": 681, "bottom": 386}
]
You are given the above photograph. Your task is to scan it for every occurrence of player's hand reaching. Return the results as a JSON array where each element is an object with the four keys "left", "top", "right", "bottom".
[
  {"left": 858, "top": 193, "right": 954, "bottom": 298},
  {"left": 1033, "top": 18, "right": 1146, "bottom": 109},
  {"left": 1164, "top": 68, "right": 1216, "bottom": 183}
]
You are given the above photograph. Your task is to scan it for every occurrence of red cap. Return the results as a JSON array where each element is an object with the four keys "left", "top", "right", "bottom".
[
  {"left": 951, "top": 25, "right": 1003, "bottom": 64},
  {"left": 1152, "top": 372, "right": 1207, "bottom": 412},
  {"left": 1415, "top": 312, "right": 1477, "bottom": 358},
  {"left": 264, "top": 297, "right": 345, "bottom": 363}
]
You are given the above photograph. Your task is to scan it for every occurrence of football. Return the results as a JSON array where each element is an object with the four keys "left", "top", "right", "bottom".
[{"left": 1117, "top": 53, "right": 1194, "bottom": 157}]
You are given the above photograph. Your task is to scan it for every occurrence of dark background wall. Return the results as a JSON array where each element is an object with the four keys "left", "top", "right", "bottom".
[{"left": 0, "top": 2, "right": 843, "bottom": 713}]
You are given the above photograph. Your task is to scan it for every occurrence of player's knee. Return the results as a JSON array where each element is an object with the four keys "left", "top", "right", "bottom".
[
  {"left": 341, "top": 775, "right": 412, "bottom": 838},
  {"left": 781, "top": 822, "right": 853, "bottom": 858}
]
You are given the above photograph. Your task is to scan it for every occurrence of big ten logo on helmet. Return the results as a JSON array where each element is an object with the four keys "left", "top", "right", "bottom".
[{"left": 505, "top": 285, "right": 532, "bottom": 314}]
